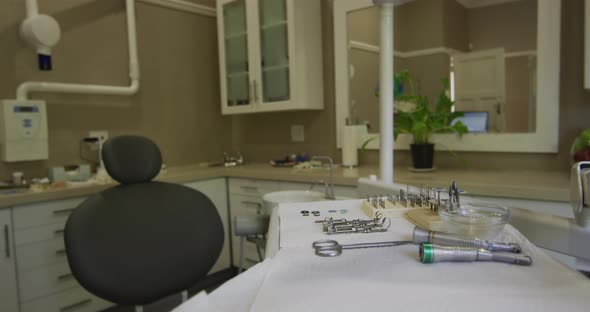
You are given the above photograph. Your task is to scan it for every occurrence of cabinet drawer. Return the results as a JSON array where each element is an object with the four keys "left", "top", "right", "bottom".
[
  {"left": 230, "top": 194, "right": 265, "bottom": 215},
  {"left": 13, "top": 197, "right": 86, "bottom": 230},
  {"left": 19, "top": 261, "right": 78, "bottom": 302},
  {"left": 229, "top": 179, "right": 279, "bottom": 196},
  {"left": 20, "top": 286, "right": 112, "bottom": 312},
  {"left": 15, "top": 223, "right": 66, "bottom": 247},
  {"left": 16, "top": 237, "right": 67, "bottom": 271}
]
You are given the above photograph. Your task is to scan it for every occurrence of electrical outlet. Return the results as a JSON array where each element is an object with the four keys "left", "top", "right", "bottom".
[
  {"left": 88, "top": 130, "right": 109, "bottom": 145},
  {"left": 291, "top": 125, "right": 304, "bottom": 142}
]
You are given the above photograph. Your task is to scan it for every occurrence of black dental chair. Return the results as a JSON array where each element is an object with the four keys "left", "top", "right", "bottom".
[{"left": 64, "top": 135, "right": 224, "bottom": 311}]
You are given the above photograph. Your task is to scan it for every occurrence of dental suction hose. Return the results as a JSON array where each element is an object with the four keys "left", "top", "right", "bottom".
[
  {"left": 419, "top": 244, "right": 532, "bottom": 266},
  {"left": 412, "top": 227, "right": 522, "bottom": 253}
]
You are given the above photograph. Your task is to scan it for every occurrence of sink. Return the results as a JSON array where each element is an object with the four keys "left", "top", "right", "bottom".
[{"left": 262, "top": 190, "right": 328, "bottom": 213}]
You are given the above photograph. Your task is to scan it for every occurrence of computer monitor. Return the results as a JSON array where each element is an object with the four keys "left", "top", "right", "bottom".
[{"left": 451, "top": 111, "right": 488, "bottom": 133}]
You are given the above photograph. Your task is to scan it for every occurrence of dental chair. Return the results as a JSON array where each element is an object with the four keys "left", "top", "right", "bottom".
[{"left": 64, "top": 135, "right": 224, "bottom": 311}]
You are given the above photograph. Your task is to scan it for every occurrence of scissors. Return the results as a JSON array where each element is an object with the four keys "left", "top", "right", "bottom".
[{"left": 312, "top": 239, "right": 415, "bottom": 257}]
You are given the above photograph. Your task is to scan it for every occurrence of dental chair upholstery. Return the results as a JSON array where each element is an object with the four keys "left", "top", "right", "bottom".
[{"left": 64, "top": 135, "right": 224, "bottom": 306}]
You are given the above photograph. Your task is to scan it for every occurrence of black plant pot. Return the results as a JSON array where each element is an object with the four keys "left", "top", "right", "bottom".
[{"left": 410, "top": 143, "right": 434, "bottom": 169}]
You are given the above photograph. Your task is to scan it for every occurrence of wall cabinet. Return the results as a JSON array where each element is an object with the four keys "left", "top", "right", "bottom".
[
  {"left": 217, "top": 0, "right": 324, "bottom": 115},
  {"left": 0, "top": 209, "right": 19, "bottom": 312}
]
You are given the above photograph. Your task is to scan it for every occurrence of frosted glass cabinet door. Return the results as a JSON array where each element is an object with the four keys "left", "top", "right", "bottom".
[
  {"left": 223, "top": 0, "right": 251, "bottom": 107},
  {"left": 258, "top": 0, "right": 291, "bottom": 103}
]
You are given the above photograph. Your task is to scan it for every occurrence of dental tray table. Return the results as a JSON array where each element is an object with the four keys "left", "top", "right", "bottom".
[{"left": 174, "top": 199, "right": 590, "bottom": 312}]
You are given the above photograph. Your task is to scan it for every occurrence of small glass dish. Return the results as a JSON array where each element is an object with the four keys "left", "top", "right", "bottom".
[{"left": 439, "top": 202, "right": 510, "bottom": 239}]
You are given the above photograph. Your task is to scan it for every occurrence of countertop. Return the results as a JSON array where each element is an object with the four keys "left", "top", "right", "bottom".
[{"left": 0, "top": 163, "right": 570, "bottom": 208}]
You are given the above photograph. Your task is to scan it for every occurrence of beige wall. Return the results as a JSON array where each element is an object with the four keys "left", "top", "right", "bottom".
[
  {"left": 0, "top": 0, "right": 232, "bottom": 179},
  {"left": 443, "top": 0, "right": 468, "bottom": 51},
  {"left": 2, "top": 0, "right": 589, "bottom": 181},
  {"left": 467, "top": 0, "right": 537, "bottom": 133},
  {"left": 467, "top": 0, "right": 537, "bottom": 53}
]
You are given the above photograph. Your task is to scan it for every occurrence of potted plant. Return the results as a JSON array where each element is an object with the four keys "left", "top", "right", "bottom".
[
  {"left": 364, "top": 71, "right": 468, "bottom": 169},
  {"left": 571, "top": 129, "right": 590, "bottom": 162},
  {"left": 394, "top": 71, "right": 468, "bottom": 169}
]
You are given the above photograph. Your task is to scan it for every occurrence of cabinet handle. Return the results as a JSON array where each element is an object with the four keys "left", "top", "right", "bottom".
[
  {"left": 59, "top": 298, "right": 92, "bottom": 312},
  {"left": 4, "top": 224, "right": 9, "bottom": 258},
  {"left": 57, "top": 272, "right": 74, "bottom": 282},
  {"left": 56, "top": 249, "right": 66, "bottom": 256},
  {"left": 240, "top": 185, "right": 258, "bottom": 190},
  {"left": 54, "top": 229, "right": 65, "bottom": 235},
  {"left": 241, "top": 201, "right": 261, "bottom": 207},
  {"left": 53, "top": 208, "right": 76, "bottom": 215}
]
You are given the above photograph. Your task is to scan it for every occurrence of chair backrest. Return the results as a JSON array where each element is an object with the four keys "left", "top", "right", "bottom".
[{"left": 64, "top": 135, "right": 224, "bottom": 306}]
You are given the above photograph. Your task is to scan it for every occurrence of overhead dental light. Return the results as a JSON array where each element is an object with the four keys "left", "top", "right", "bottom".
[{"left": 20, "top": 0, "right": 61, "bottom": 71}]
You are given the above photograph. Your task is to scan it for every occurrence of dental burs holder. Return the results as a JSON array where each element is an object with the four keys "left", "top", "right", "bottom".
[
  {"left": 311, "top": 156, "right": 335, "bottom": 200},
  {"left": 413, "top": 227, "right": 522, "bottom": 253},
  {"left": 360, "top": 184, "right": 442, "bottom": 219},
  {"left": 316, "top": 214, "right": 391, "bottom": 235},
  {"left": 420, "top": 244, "right": 532, "bottom": 266}
]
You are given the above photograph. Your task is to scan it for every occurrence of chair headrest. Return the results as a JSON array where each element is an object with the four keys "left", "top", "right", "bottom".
[{"left": 102, "top": 136, "right": 162, "bottom": 184}]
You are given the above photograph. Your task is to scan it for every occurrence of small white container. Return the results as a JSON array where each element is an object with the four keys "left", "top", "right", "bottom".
[{"left": 12, "top": 171, "right": 24, "bottom": 185}]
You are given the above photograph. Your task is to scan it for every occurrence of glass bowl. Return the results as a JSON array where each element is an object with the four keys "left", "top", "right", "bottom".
[{"left": 438, "top": 202, "right": 510, "bottom": 239}]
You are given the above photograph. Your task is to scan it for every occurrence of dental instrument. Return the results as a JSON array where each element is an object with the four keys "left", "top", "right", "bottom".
[
  {"left": 420, "top": 244, "right": 532, "bottom": 266},
  {"left": 312, "top": 239, "right": 414, "bottom": 257},
  {"left": 413, "top": 227, "right": 521, "bottom": 253}
]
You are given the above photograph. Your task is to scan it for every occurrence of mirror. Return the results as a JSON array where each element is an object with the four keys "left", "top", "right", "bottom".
[{"left": 334, "top": 0, "right": 560, "bottom": 153}]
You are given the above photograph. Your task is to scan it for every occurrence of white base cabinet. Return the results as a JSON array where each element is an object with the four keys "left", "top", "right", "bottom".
[
  {"left": 184, "top": 178, "right": 232, "bottom": 274},
  {"left": 0, "top": 209, "right": 19, "bottom": 312}
]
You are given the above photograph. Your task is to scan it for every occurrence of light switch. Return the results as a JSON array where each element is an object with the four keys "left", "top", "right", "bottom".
[{"left": 291, "top": 125, "right": 304, "bottom": 142}]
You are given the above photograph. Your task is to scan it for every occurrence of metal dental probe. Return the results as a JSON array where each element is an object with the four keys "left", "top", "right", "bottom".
[
  {"left": 413, "top": 227, "right": 522, "bottom": 253},
  {"left": 419, "top": 244, "right": 532, "bottom": 266}
]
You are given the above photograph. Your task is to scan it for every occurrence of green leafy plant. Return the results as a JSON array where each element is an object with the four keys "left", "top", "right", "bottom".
[
  {"left": 393, "top": 71, "right": 468, "bottom": 144},
  {"left": 572, "top": 129, "right": 590, "bottom": 162},
  {"left": 361, "top": 71, "right": 468, "bottom": 151}
]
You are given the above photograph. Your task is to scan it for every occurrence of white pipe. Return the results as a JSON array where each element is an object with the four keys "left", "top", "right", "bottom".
[
  {"left": 16, "top": 0, "right": 140, "bottom": 100},
  {"left": 25, "top": 0, "right": 39, "bottom": 18},
  {"left": 378, "top": 2, "right": 394, "bottom": 184}
]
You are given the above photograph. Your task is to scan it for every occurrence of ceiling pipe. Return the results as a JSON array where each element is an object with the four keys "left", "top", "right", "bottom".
[{"left": 16, "top": 0, "right": 140, "bottom": 100}]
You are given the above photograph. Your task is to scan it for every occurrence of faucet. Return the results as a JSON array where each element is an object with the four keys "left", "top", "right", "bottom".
[
  {"left": 223, "top": 152, "right": 244, "bottom": 167},
  {"left": 312, "top": 156, "right": 335, "bottom": 200}
]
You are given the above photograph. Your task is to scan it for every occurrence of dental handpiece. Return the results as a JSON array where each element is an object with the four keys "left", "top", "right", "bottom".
[
  {"left": 412, "top": 227, "right": 522, "bottom": 253},
  {"left": 419, "top": 244, "right": 532, "bottom": 266}
]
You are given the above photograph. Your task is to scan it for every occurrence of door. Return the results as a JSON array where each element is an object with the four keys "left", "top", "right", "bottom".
[
  {"left": 0, "top": 209, "right": 18, "bottom": 312},
  {"left": 254, "top": 0, "right": 295, "bottom": 109},
  {"left": 218, "top": 0, "right": 256, "bottom": 114},
  {"left": 453, "top": 48, "right": 505, "bottom": 132}
]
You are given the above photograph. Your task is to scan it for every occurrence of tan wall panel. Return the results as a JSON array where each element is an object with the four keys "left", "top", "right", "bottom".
[
  {"left": 467, "top": 0, "right": 537, "bottom": 52},
  {"left": 0, "top": 1, "right": 231, "bottom": 179}
]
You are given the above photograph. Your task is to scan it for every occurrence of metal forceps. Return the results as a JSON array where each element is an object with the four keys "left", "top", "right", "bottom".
[{"left": 312, "top": 239, "right": 415, "bottom": 257}]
